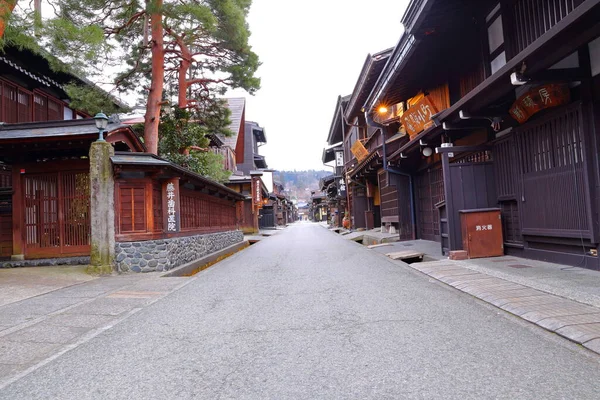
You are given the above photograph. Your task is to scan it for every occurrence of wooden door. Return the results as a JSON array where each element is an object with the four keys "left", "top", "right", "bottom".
[
  {"left": 415, "top": 168, "right": 444, "bottom": 242},
  {"left": 23, "top": 171, "right": 90, "bottom": 258}
]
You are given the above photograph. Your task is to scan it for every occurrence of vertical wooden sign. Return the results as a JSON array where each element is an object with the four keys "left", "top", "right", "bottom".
[{"left": 162, "top": 178, "right": 180, "bottom": 233}]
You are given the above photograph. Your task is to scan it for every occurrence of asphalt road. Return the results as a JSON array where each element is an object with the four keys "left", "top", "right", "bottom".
[{"left": 2, "top": 222, "right": 600, "bottom": 399}]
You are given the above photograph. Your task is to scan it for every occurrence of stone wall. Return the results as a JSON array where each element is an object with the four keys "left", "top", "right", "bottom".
[{"left": 115, "top": 230, "right": 243, "bottom": 273}]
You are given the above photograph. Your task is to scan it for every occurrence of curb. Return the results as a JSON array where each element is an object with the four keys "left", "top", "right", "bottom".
[
  {"left": 402, "top": 259, "right": 600, "bottom": 355},
  {"left": 160, "top": 241, "right": 250, "bottom": 277}
]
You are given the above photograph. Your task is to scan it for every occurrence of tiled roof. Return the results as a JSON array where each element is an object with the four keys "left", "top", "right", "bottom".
[
  {"left": 220, "top": 97, "right": 246, "bottom": 150},
  {"left": 0, "top": 119, "right": 130, "bottom": 140}
]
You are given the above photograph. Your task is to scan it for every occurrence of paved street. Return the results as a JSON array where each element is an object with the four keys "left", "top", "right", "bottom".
[{"left": 2, "top": 222, "right": 600, "bottom": 399}]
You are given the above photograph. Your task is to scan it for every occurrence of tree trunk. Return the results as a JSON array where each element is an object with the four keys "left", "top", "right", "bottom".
[
  {"left": 143, "top": 0, "right": 164, "bottom": 155},
  {"left": 0, "top": 0, "right": 18, "bottom": 39},
  {"left": 177, "top": 41, "right": 191, "bottom": 108}
]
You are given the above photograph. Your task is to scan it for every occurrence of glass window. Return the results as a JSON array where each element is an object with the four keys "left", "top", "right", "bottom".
[
  {"left": 487, "top": 15, "right": 504, "bottom": 53},
  {"left": 491, "top": 51, "right": 507, "bottom": 74}
]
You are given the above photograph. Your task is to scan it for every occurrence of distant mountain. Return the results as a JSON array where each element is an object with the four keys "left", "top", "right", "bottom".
[{"left": 274, "top": 170, "right": 331, "bottom": 202}]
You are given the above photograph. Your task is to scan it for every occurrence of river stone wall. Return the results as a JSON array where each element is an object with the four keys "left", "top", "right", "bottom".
[{"left": 115, "top": 230, "right": 243, "bottom": 273}]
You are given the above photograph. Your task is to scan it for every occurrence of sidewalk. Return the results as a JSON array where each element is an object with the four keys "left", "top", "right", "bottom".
[
  {"left": 0, "top": 268, "right": 192, "bottom": 389},
  {"left": 368, "top": 239, "right": 600, "bottom": 355}
]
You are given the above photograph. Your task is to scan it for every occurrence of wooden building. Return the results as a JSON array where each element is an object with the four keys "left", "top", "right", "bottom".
[
  {"left": 0, "top": 119, "right": 142, "bottom": 260},
  {"left": 0, "top": 47, "right": 246, "bottom": 270},
  {"left": 360, "top": 0, "right": 600, "bottom": 269},
  {"left": 226, "top": 172, "right": 269, "bottom": 234}
]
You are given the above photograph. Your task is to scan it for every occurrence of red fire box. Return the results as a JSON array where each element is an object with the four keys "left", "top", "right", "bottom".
[{"left": 459, "top": 208, "right": 504, "bottom": 259}]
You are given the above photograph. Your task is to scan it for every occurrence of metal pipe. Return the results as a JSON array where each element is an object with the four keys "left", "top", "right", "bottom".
[{"left": 364, "top": 112, "right": 417, "bottom": 237}]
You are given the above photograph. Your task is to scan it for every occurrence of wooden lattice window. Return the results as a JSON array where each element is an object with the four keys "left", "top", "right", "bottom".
[
  {"left": 180, "top": 189, "right": 235, "bottom": 230},
  {"left": 508, "top": 0, "right": 585, "bottom": 56},
  {"left": 17, "top": 89, "right": 32, "bottom": 122},
  {"left": 48, "top": 98, "right": 62, "bottom": 121},
  {"left": 34, "top": 93, "right": 48, "bottom": 121},
  {"left": 2, "top": 83, "right": 17, "bottom": 123},
  {"left": 119, "top": 186, "right": 146, "bottom": 233}
]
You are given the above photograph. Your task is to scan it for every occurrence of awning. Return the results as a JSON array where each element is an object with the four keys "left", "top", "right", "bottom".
[{"left": 348, "top": 150, "right": 381, "bottom": 179}]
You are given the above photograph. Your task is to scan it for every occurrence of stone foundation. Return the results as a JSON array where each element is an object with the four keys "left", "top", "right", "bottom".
[{"left": 115, "top": 230, "right": 244, "bottom": 273}]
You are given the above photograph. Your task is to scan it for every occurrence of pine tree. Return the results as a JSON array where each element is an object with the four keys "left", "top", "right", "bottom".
[{"left": 1, "top": 0, "right": 260, "bottom": 155}]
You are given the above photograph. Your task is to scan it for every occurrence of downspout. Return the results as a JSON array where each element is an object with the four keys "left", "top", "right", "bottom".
[{"left": 365, "top": 112, "right": 417, "bottom": 237}]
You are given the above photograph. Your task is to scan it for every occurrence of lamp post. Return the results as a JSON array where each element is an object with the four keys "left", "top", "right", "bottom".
[{"left": 93, "top": 112, "right": 109, "bottom": 142}]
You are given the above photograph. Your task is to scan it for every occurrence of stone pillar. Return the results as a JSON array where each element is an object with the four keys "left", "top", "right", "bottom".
[{"left": 88, "top": 141, "right": 115, "bottom": 274}]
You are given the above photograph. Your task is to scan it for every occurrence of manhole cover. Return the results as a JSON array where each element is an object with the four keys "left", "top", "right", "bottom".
[{"left": 507, "top": 264, "right": 532, "bottom": 269}]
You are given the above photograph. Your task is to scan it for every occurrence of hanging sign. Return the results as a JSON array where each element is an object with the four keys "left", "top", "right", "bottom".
[
  {"left": 400, "top": 96, "right": 438, "bottom": 138},
  {"left": 350, "top": 140, "right": 369, "bottom": 162},
  {"left": 509, "top": 83, "right": 570, "bottom": 124}
]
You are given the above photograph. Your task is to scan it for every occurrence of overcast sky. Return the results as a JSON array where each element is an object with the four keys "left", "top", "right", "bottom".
[{"left": 226, "top": 0, "right": 409, "bottom": 172}]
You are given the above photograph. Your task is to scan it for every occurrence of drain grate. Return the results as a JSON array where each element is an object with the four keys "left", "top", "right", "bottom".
[
  {"left": 507, "top": 264, "right": 532, "bottom": 269},
  {"left": 491, "top": 258, "right": 518, "bottom": 263}
]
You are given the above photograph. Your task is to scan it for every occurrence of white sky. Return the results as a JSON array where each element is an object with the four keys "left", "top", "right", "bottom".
[{"left": 226, "top": 0, "right": 409, "bottom": 171}]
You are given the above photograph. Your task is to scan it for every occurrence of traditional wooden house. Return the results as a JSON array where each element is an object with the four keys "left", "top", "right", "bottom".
[
  {"left": 322, "top": 95, "right": 349, "bottom": 228},
  {"left": 322, "top": 49, "right": 393, "bottom": 231},
  {"left": 0, "top": 47, "right": 246, "bottom": 271},
  {"left": 310, "top": 192, "right": 328, "bottom": 222},
  {"left": 363, "top": 0, "right": 600, "bottom": 269},
  {"left": 219, "top": 100, "right": 272, "bottom": 233},
  {"left": 226, "top": 172, "right": 269, "bottom": 233}
]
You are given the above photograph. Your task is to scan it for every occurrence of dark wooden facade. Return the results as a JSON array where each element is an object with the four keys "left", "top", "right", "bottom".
[{"left": 354, "top": 0, "right": 600, "bottom": 268}]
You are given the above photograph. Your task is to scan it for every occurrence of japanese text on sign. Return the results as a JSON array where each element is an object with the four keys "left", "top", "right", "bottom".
[
  {"left": 254, "top": 179, "right": 261, "bottom": 205},
  {"left": 475, "top": 225, "right": 493, "bottom": 231},
  {"left": 400, "top": 96, "right": 438, "bottom": 138},
  {"left": 509, "top": 83, "right": 570, "bottom": 124},
  {"left": 166, "top": 182, "right": 177, "bottom": 232}
]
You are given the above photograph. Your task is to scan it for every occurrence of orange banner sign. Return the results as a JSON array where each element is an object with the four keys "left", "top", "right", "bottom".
[
  {"left": 350, "top": 140, "right": 369, "bottom": 162},
  {"left": 400, "top": 96, "right": 438, "bottom": 138},
  {"left": 509, "top": 83, "right": 570, "bottom": 124}
]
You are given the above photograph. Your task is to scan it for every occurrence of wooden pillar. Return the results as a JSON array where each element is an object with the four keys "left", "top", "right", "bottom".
[
  {"left": 441, "top": 152, "right": 459, "bottom": 251},
  {"left": 88, "top": 141, "right": 115, "bottom": 274},
  {"left": 10, "top": 165, "right": 24, "bottom": 260}
]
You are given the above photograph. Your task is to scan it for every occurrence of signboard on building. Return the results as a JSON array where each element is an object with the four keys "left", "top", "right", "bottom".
[
  {"left": 509, "top": 83, "right": 570, "bottom": 124},
  {"left": 400, "top": 96, "right": 438, "bottom": 138},
  {"left": 163, "top": 180, "right": 180, "bottom": 232},
  {"left": 252, "top": 176, "right": 262, "bottom": 209},
  {"left": 335, "top": 149, "right": 344, "bottom": 167},
  {"left": 350, "top": 140, "right": 369, "bottom": 162}
]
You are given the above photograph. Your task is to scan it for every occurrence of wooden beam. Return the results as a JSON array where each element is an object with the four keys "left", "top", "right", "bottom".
[{"left": 435, "top": 145, "right": 492, "bottom": 154}]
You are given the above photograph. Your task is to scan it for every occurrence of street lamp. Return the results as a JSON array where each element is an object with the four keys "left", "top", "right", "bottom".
[{"left": 93, "top": 112, "right": 109, "bottom": 142}]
